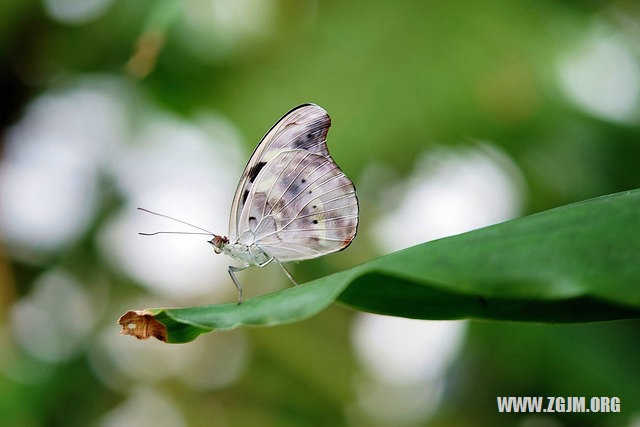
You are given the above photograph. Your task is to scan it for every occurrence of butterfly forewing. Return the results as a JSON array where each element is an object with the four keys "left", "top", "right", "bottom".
[
  {"left": 230, "top": 104, "right": 358, "bottom": 261},
  {"left": 229, "top": 104, "right": 332, "bottom": 241}
]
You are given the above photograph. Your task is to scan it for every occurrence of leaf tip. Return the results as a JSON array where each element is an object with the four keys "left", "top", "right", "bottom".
[{"left": 118, "top": 310, "right": 167, "bottom": 342}]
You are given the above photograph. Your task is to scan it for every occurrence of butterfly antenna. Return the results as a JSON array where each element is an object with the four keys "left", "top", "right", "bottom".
[
  {"left": 139, "top": 231, "right": 213, "bottom": 236},
  {"left": 137, "top": 207, "right": 215, "bottom": 236}
]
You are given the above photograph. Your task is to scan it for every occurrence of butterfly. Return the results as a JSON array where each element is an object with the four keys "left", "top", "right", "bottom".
[{"left": 140, "top": 104, "right": 359, "bottom": 302}]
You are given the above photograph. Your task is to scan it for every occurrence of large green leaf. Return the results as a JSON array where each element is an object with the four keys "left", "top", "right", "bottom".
[{"left": 119, "top": 189, "right": 640, "bottom": 343}]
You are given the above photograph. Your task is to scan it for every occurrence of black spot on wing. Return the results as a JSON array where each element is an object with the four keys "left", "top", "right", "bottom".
[
  {"left": 242, "top": 189, "right": 249, "bottom": 204},
  {"left": 248, "top": 161, "right": 267, "bottom": 183},
  {"left": 293, "top": 119, "right": 329, "bottom": 149}
]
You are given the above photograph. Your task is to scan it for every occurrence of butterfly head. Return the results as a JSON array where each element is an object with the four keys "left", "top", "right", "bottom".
[{"left": 209, "top": 235, "right": 229, "bottom": 254}]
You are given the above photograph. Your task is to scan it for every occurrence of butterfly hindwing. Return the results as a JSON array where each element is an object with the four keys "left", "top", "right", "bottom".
[
  {"left": 237, "top": 150, "right": 358, "bottom": 261},
  {"left": 229, "top": 104, "right": 332, "bottom": 241}
]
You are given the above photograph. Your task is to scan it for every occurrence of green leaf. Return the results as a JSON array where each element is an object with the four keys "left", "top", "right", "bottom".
[{"left": 119, "top": 189, "right": 640, "bottom": 343}]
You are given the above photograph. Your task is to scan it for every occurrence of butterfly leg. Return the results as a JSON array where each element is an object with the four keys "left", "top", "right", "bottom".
[
  {"left": 257, "top": 258, "right": 274, "bottom": 268},
  {"left": 228, "top": 265, "right": 249, "bottom": 304},
  {"left": 274, "top": 258, "right": 299, "bottom": 287}
]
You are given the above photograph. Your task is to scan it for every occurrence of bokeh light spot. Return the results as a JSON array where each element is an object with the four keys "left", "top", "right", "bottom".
[{"left": 558, "top": 28, "right": 640, "bottom": 124}]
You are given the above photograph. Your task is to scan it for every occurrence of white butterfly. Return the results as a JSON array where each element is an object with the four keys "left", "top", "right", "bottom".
[{"left": 140, "top": 104, "right": 358, "bottom": 302}]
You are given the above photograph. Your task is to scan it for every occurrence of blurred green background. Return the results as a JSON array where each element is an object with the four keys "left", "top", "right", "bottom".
[{"left": 1, "top": 1, "right": 640, "bottom": 426}]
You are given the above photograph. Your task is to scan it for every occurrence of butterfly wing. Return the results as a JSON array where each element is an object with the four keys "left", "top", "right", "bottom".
[
  {"left": 238, "top": 150, "right": 358, "bottom": 261},
  {"left": 229, "top": 104, "right": 358, "bottom": 261},
  {"left": 229, "top": 104, "right": 332, "bottom": 241}
]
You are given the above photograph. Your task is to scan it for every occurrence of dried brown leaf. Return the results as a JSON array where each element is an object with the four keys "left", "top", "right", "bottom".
[{"left": 118, "top": 310, "right": 167, "bottom": 342}]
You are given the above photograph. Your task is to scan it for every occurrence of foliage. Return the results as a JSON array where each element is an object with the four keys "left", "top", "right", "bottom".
[{"left": 120, "top": 189, "right": 640, "bottom": 343}]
